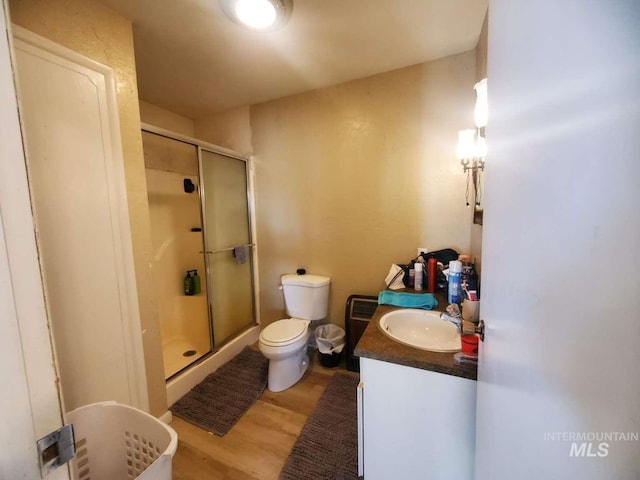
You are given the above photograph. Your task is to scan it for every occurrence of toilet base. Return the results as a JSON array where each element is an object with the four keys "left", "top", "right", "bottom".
[{"left": 266, "top": 345, "right": 309, "bottom": 392}]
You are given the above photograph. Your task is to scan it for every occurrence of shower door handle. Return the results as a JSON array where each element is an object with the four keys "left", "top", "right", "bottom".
[
  {"left": 199, "top": 250, "right": 213, "bottom": 254},
  {"left": 210, "top": 243, "right": 255, "bottom": 254}
]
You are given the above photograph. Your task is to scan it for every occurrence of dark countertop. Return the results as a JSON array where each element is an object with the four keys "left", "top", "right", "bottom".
[{"left": 354, "top": 295, "right": 478, "bottom": 381}]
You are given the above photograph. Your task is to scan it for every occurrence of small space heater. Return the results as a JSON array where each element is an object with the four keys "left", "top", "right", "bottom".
[{"left": 345, "top": 294, "right": 378, "bottom": 372}]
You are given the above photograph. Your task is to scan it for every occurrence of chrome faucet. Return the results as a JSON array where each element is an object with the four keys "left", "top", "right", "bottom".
[
  {"left": 440, "top": 304, "right": 463, "bottom": 333},
  {"left": 441, "top": 303, "right": 481, "bottom": 336}
]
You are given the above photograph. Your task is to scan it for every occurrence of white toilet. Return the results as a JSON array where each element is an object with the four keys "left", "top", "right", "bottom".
[{"left": 259, "top": 273, "right": 331, "bottom": 392}]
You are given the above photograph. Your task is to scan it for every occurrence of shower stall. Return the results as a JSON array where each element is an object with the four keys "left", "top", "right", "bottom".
[{"left": 142, "top": 125, "right": 258, "bottom": 381}]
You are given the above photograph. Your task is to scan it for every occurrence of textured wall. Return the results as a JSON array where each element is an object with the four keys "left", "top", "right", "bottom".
[
  {"left": 8, "top": 0, "right": 167, "bottom": 416},
  {"left": 140, "top": 100, "right": 195, "bottom": 137},
  {"left": 251, "top": 51, "right": 476, "bottom": 328},
  {"left": 194, "top": 105, "right": 252, "bottom": 156}
]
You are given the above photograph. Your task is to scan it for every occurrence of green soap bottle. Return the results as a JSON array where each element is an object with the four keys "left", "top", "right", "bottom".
[
  {"left": 184, "top": 270, "right": 194, "bottom": 296},
  {"left": 192, "top": 270, "right": 201, "bottom": 294}
]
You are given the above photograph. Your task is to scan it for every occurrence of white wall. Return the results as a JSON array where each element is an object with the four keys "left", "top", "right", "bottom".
[{"left": 476, "top": 1, "right": 640, "bottom": 478}]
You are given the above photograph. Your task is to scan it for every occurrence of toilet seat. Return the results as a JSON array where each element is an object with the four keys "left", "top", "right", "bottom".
[{"left": 259, "top": 318, "right": 309, "bottom": 346}]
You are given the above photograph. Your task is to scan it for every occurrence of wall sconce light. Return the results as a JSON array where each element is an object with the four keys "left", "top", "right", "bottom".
[{"left": 457, "top": 78, "right": 487, "bottom": 208}]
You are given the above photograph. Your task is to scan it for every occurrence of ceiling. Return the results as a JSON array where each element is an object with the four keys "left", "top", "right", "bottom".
[{"left": 98, "top": 0, "right": 488, "bottom": 119}]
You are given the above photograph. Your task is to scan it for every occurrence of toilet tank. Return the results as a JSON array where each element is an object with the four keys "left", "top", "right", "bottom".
[{"left": 281, "top": 274, "right": 331, "bottom": 321}]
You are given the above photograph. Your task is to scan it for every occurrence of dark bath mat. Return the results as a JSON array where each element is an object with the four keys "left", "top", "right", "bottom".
[
  {"left": 170, "top": 347, "right": 268, "bottom": 436},
  {"left": 280, "top": 373, "right": 359, "bottom": 480}
]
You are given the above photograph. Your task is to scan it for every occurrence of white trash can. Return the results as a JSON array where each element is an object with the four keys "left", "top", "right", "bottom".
[
  {"left": 314, "top": 324, "right": 346, "bottom": 368},
  {"left": 65, "top": 401, "right": 178, "bottom": 480}
]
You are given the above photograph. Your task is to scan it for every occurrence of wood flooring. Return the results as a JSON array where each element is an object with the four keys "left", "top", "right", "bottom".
[{"left": 170, "top": 348, "right": 359, "bottom": 480}]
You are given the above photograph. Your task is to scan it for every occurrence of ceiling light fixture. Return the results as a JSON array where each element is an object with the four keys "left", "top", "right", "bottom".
[{"left": 220, "top": 0, "right": 293, "bottom": 31}]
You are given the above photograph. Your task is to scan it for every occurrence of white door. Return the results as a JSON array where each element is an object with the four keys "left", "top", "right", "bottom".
[
  {"left": 12, "top": 26, "right": 149, "bottom": 413},
  {"left": 475, "top": 1, "right": 640, "bottom": 479},
  {"left": 0, "top": 5, "right": 69, "bottom": 479}
]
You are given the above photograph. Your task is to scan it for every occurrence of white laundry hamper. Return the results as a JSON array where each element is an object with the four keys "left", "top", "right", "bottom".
[{"left": 65, "top": 401, "right": 178, "bottom": 480}]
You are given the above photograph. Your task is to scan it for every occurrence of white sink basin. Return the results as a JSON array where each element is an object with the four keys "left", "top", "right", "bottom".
[{"left": 378, "top": 309, "right": 461, "bottom": 353}]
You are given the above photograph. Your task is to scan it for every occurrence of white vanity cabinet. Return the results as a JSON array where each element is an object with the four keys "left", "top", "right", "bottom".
[{"left": 358, "top": 357, "right": 477, "bottom": 480}]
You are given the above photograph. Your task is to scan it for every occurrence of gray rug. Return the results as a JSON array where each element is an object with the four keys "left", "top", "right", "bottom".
[
  {"left": 170, "top": 347, "right": 268, "bottom": 436},
  {"left": 280, "top": 373, "right": 359, "bottom": 480}
]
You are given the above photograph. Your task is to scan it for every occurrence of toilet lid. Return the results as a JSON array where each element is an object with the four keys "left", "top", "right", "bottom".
[{"left": 260, "top": 319, "right": 308, "bottom": 345}]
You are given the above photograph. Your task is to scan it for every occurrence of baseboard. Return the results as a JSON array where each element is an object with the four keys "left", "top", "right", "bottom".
[{"left": 158, "top": 410, "right": 173, "bottom": 424}]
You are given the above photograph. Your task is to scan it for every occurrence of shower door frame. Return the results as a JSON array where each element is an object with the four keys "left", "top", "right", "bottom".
[{"left": 142, "top": 123, "right": 260, "bottom": 370}]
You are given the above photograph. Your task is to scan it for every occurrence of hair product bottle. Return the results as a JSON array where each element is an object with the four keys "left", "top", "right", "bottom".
[
  {"left": 427, "top": 257, "right": 437, "bottom": 293},
  {"left": 184, "top": 271, "right": 194, "bottom": 296},
  {"left": 448, "top": 260, "right": 462, "bottom": 304},
  {"left": 192, "top": 270, "right": 201, "bottom": 294},
  {"left": 414, "top": 262, "right": 423, "bottom": 291}
]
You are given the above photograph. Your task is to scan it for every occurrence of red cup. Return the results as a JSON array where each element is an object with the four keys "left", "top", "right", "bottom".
[{"left": 461, "top": 334, "right": 479, "bottom": 355}]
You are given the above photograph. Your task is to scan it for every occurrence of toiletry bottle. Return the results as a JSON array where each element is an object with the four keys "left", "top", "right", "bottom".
[
  {"left": 192, "top": 269, "right": 201, "bottom": 294},
  {"left": 414, "top": 262, "right": 423, "bottom": 291},
  {"left": 184, "top": 271, "right": 194, "bottom": 296},
  {"left": 459, "top": 254, "right": 479, "bottom": 292},
  {"left": 448, "top": 260, "right": 462, "bottom": 304},
  {"left": 427, "top": 257, "right": 437, "bottom": 293},
  {"left": 408, "top": 262, "right": 415, "bottom": 287}
]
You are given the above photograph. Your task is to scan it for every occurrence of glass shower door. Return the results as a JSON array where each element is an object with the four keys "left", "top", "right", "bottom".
[
  {"left": 142, "top": 130, "right": 211, "bottom": 379},
  {"left": 200, "top": 149, "right": 255, "bottom": 346}
]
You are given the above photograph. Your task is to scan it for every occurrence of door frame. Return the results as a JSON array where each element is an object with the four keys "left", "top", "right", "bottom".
[
  {"left": 0, "top": 2, "right": 68, "bottom": 478},
  {"left": 12, "top": 24, "right": 150, "bottom": 412}
]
